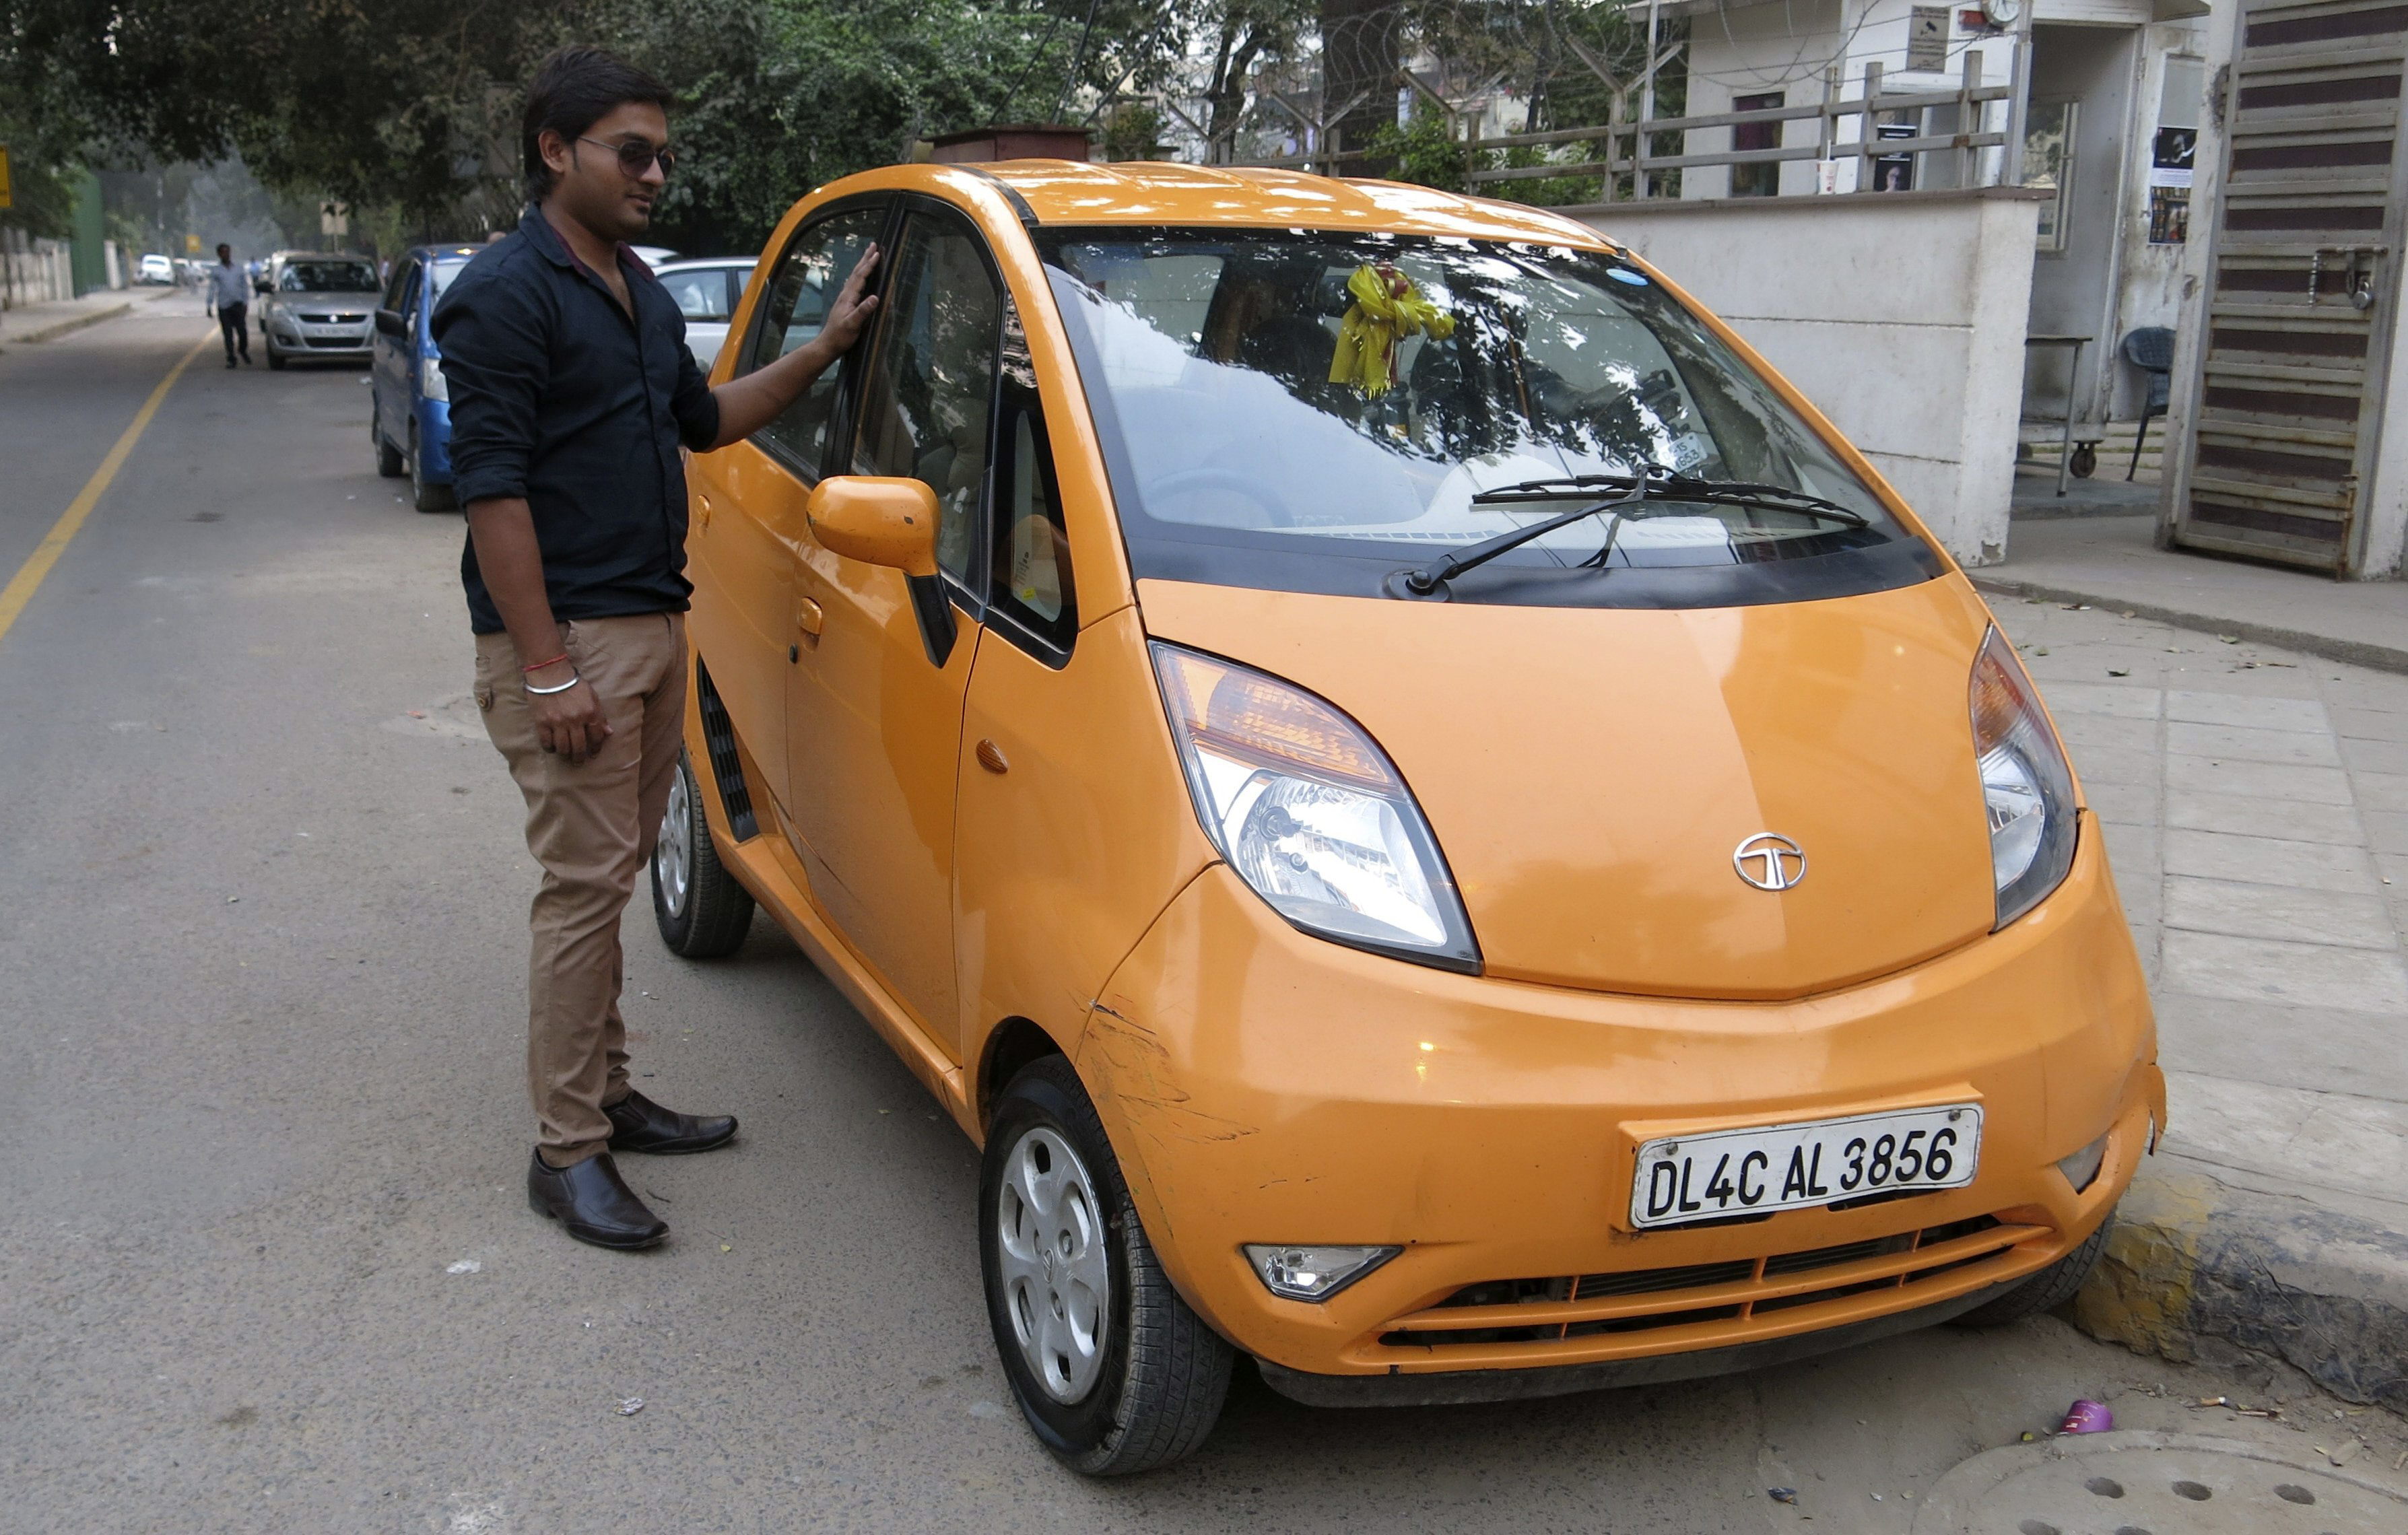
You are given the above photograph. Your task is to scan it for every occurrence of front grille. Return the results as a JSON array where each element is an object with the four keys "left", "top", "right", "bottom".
[
  {"left": 298, "top": 311, "right": 366, "bottom": 323},
  {"left": 1379, "top": 1214, "right": 2032, "bottom": 1351},
  {"left": 693, "top": 660, "right": 758, "bottom": 840}
]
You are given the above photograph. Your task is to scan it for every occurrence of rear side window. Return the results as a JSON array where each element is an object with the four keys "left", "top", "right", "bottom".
[
  {"left": 743, "top": 207, "right": 886, "bottom": 480},
  {"left": 661, "top": 267, "right": 734, "bottom": 322}
]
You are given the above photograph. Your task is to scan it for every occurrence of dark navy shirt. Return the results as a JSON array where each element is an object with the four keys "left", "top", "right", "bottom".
[{"left": 433, "top": 207, "right": 721, "bottom": 634}]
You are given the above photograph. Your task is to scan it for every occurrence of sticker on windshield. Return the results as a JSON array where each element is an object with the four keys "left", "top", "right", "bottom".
[{"left": 1665, "top": 432, "right": 1711, "bottom": 472}]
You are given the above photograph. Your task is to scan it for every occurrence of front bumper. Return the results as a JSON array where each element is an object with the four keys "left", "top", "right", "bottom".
[{"left": 1076, "top": 815, "right": 2158, "bottom": 1383}]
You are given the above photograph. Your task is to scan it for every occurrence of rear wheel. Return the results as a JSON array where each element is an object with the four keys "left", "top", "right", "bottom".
[
  {"left": 409, "top": 423, "right": 455, "bottom": 512},
  {"left": 982, "top": 1056, "right": 1232, "bottom": 1475},
  {"left": 650, "top": 752, "right": 754, "bottom": 957},
  {"left": 1952, "top": 1206, "right": 2116, "bottom": 1327}
]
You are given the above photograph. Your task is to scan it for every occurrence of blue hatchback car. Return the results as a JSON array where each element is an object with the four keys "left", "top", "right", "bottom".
[{"left": 370, "top": 243, "right": 483, "bottom": 512}]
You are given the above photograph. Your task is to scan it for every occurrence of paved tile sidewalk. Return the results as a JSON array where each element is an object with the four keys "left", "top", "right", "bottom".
[{"left": 1996, "top": 599, "right": 2408, "bottom": 1234}]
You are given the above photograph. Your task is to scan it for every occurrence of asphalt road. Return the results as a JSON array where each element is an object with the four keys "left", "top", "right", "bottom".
[{"left": 1, "top": 296, "right": 2393, "bottom": 1534}]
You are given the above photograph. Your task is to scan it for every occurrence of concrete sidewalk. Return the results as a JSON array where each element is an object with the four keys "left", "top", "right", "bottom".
[
  {"left": 1986, "top": 576, "right": 2408, "bottom": 1412},
  {"left": 0, "top": 284, "right": 174, "bottom": 349},
  {"left": 1978, "top": 511, "right": 2408, "bottom": 674}
]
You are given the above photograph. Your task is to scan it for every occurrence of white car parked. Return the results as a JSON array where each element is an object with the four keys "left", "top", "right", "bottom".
[{"left": 653, "top": 258, "right": 755, "bottom": 373}]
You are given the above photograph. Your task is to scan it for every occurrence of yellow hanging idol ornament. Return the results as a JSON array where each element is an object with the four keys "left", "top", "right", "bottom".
[{"left": 1329, "top": 263, "right": 1455, "bottom": 397}]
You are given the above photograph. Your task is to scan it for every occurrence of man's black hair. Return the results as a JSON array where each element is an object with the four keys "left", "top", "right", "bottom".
[{"left": 521, "top": 45, "right": 674, "bottom": 201}]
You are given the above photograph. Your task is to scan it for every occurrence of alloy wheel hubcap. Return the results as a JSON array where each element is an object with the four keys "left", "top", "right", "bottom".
[
  {"left": 996, "top": 1125, "right": 1110, "bottom": 1403},
  {"left": 657, "top": 770, "right": 692, "bottom": 918}
]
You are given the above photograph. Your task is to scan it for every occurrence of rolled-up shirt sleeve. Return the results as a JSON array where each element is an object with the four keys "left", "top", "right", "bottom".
[
  {"left": 434, "top": 271, "right": 550, "bottom": 506},
  {"left": 670, "top": 329, "right": 722, "bottom": 452}
]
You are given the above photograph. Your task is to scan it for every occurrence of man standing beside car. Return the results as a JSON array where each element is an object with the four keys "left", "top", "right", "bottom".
[
  {"left": 435, "top": 43, "right": 880, "bottom": 1251},
  {"left": 206, "top": 244, "right": 250, "bottom": 368}
]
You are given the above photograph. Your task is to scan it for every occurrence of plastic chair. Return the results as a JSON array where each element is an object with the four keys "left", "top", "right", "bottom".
[{"left": 2121, "top": 327, "right": 2176, "bottom": 481}]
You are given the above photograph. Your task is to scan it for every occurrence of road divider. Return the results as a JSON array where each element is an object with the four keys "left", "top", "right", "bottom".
[{"left": 0, "top": 331, "right": 211, "bottom": 649}]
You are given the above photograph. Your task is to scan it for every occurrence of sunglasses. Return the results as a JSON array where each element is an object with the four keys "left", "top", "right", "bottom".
[{"left": 578, "top": 135, "right": 677, "bottom": 178}]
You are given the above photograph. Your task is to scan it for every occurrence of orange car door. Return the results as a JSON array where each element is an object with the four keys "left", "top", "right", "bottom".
[
  {"left": 686, "top": 201, "right": 888, "bottom": 813},
  {"left": 784, "top": 203, "right": 1003, "bottom": 1055}
]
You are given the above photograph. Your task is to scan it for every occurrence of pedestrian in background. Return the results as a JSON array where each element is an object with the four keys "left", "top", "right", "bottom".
[
  {"left": 434, "top": 44, "right": 880, "bottom": 1251},
  {"left": 206, "top": 244, "right": 250, "bottom": 368}
]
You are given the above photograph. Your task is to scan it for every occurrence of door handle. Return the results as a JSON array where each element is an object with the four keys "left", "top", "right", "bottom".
[
  {"left": 975, "top": 739, "right": 1010, "bottom": 774},
  {"left": 797, "top": 596, "right": 824, "bottom": 637}
]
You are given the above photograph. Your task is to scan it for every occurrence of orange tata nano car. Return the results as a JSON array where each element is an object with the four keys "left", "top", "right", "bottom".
[{"left": 648, "top": 161, "right": 2161, "bottom": 1474}]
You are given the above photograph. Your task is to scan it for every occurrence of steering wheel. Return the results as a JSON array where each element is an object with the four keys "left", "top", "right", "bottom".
[{"left": 1144, "top": 467, "right": 1296, "bottom": 528}]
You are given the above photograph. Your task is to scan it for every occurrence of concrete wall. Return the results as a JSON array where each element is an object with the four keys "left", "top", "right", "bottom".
[{"left": 1570, "top": 186, "right": 2046, "bottom": 565}]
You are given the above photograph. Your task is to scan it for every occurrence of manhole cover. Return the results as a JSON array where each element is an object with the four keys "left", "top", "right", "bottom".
[{"left": 1912, "top": 1431, "right": 2408, "bottom": 1535}]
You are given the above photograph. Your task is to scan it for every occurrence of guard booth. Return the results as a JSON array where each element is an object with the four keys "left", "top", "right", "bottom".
[{"left": 2168, "top": 0, "right": 2408, "bottom": 575}]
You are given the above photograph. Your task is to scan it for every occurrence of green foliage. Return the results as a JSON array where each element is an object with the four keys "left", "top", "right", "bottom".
[
  {"left": 1366, "top": 108, "right": 1471, "bottom": 195},
  {"left": 1098, "top": 100, "right": 1166, "bottom": 162}
]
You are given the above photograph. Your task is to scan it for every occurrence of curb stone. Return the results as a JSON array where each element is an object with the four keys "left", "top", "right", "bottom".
[
  {"left": 1966, "top": 572, "right": 2408, "bottom": 677},
  {"left": 2073, "top": 1165, "right": 2408, "bottom": 1413},
  {"left": 0, "top": 301, "right": 132, "bottom": 349}
]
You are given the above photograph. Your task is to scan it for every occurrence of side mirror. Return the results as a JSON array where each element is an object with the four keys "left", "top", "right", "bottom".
[
  {"left": 805, "top": 476, "right": 939, "bottom": 577},
  {"left": 805, "top": 476, "right": 955, "bottom": 664},
  {"left": 374, "top": 309, "right": 405, "bottom": 338}
]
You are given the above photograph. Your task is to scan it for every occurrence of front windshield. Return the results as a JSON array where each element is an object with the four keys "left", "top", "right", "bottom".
[
  {"left": 281, "top": 261, "right": 380, "bottom": 294},
  {"left": 1040, "top": 228, "right": 1940, "bottom": 608},
  {"left": 428, "top": 258, "right": 469, "bottom": 303}
]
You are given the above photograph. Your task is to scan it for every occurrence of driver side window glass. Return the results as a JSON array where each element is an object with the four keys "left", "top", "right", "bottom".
[
  {"left": 745, "top": 207, "right": 885, "bottom": 480},
  {"left": 852, "top": 211, "right": 1003, "bottom": 587},
  {"left": 382, "top": 259, "right": 417, "bottom": 315}
]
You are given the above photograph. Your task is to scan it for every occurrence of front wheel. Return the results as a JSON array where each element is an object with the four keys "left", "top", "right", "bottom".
[
  {"left": 1952, "top": 1206, "right": 2115, "bottom": 1327},
  {"left": 650, "top": 752, "right": 754, "bottom": 957},
  {"left": 982, "top": 1056, "right": 1232, "bottom": 1475},
  {"left": 265, "top": 342, "right": 288, "bottom": 371}
]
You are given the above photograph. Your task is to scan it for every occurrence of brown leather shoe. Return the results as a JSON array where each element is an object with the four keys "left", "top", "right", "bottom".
[
  {"left": 526, "top": 1149, "right": 668, "bottom": 1249},
  {"left": 605, "top": 1088, "right": 738, "bottom": 1155}
]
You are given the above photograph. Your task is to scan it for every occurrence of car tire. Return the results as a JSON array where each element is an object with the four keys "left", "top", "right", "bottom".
[
  {"left": 409, "top": 424, "right": 455, "bottom": 513},
  {"left": 982, "top": 1055, "right": 1233, "bottom": 1476},
  {"left": 1951, "top": 1205, "right": 2115, "bottom": 1328},
  {"left": 650, "top": 752, "right": 755, "bottom": 958},
  {"left": 265, "top": 342, "right": 288, "bottom": 371},
  {"left": 373, "top": 413, "right": 405, "bottom": 479}
]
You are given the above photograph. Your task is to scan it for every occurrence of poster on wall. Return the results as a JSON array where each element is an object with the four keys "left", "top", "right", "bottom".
[
  {"left": 2147, "top": 124, "right": 2195, "bottom": 244},
  {"left": 1871, "top": 120, "right": 1918, "bottom": 192}
]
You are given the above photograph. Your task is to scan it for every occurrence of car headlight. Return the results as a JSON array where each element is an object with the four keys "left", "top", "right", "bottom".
[
  {"left": 420, "top": 355, "right": 448, "bottom": 401},
  {"left": 1151, "top": 642, "right": 1479, "bottom": 971},
  {"left": 1970, "top": 626, "right": 2077, "bottom": 928}
]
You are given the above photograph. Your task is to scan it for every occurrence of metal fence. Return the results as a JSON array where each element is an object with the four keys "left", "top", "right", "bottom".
[{"left": 1210, "top": 52, "right": 2017, "bottom": 205}]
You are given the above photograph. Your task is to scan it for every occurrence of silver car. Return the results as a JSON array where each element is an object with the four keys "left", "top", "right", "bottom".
[
  {"left": 652, "top": 257, "right": 754, "bottom": 372},
  {"left": 257, "top": 251, "right": 382, "bottom": 370}
]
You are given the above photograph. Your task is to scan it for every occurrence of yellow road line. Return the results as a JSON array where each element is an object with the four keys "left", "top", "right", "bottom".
[{"left": 0, "top": 331, "right": 211, "bottom": 648}]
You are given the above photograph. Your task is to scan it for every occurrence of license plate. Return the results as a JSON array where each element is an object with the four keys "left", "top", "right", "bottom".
[{"left": 1630, "top": 1104, "right": 1982, "bottom": 1229}]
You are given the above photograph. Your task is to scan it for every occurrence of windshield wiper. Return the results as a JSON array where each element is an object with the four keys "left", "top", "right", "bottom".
[
  {"left": 1396, "top": 469, "right": 1872, "bottom": 597},
  {"left": 1396, "top": 471, "right": 1655, "bottom": 596},
  {"left": 1640, "top": 474, "right": 1869, "bottom": 529}
]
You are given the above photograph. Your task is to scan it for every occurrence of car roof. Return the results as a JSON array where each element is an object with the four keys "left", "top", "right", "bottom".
[
  {"left": 411, "top": 245, "right": 483, "bottom": 260},
  {"left": 824, "top": 161, "right": 1615, "bottom": 249},
  {"left": 273, "top": 250, "right": 372, "bottom": 263},
  {"left": 654, "top": 257, "right": 753, "bottom": 269}
]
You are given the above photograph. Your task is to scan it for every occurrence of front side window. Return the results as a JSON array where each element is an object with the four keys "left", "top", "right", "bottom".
[
  {"left": 380, "top": 257, "right": 419, "bottom": 314},
  {"left": 852, "top": 210, "right": 1004, "bottom": 588},
  {"left": 1040, "top": 228, "right": 1938, "bottom": 609},
  {"left": 745, "top": 206, "right": 886, "bottom": 479},
  {"left": 283, "top": 261, "right": 380, "bottom": 294}
]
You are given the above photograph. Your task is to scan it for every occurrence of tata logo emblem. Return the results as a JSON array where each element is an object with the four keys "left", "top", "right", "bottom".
[{"left": 1733, "top": 833, "right": 1807, "bottom": 891}]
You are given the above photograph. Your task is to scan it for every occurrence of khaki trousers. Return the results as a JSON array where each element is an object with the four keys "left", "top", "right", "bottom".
[{"left": 475, "top": 613, "right": 688, "bottom": 1166}]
